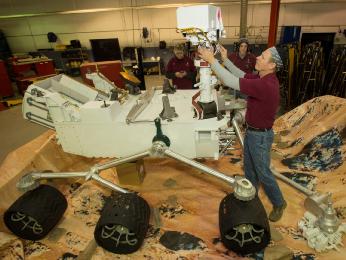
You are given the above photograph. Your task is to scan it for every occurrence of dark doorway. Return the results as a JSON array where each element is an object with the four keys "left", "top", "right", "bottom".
[{"left": 90, "top": 38, "right": 122, "bottom": 62}]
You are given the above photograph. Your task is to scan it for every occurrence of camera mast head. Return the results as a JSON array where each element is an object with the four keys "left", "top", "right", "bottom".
[{"left": 176, "top": 5, "right": 225, "bottom": 49}]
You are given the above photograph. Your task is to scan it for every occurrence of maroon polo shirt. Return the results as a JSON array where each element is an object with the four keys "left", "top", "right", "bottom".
[
  {"left": 166, "top": 56, "right": 196, "bottom": 89},
  {"left": 229, "top": 52, "right": 256, "bottom": 73},
  {"left": 239, "top": 73, "right": 280, "bottom": 129}
]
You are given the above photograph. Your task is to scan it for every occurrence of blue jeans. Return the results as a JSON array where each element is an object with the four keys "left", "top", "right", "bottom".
[{"left": 243, "top": 129, "right": 285, "bottom": 207}]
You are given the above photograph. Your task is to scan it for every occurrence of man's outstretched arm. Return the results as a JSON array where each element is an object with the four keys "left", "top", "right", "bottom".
[
  {"left": 219, "top": 45, "right": 246, "bottom": 78},
  {"left": 198, "top": 47, "right": 240, "bottom": 90},
  {"left": 222, "top": 58, "right": 245, "bottom": 78},
  {"left": 211, "top": 61, "right": 240, "bottom": 90}
]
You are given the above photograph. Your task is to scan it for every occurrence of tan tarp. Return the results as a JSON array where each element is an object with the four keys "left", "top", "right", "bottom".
[{"left": 0, "top": 95, "right": 345, "bottom": 259}]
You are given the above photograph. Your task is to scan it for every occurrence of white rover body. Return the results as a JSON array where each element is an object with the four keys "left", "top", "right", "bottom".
[{"left": 22, "top": 74, "right": 231, "bottom": 159}]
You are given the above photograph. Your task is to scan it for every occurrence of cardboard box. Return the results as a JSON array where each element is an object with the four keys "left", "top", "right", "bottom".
[{"left": 116, "top": 159, "right": 146, "bottom": 185}]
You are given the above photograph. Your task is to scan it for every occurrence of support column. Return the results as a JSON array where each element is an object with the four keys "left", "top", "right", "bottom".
[
  {"left": 239, "top": 0, "right": 248, "bottom": 38},
  {"left": 267, "top": 0, "right": 281, "bottom": 47}
]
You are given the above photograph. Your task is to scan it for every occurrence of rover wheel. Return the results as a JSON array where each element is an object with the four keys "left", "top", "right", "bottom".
[
  {"left": 94, "top": 193, "right": 150, "bottom": 254},
  {"left": 4, "top": 185, "right": 67, "bottom": 240},
  {"left": 219, "top": 193, "right": 270, "bottom": 255}
]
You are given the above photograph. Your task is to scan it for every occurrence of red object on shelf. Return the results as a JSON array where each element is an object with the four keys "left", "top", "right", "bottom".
[
  {"left": 0, "top": 60, "right": 14, "bottom": 97},
  {"left": 11, "top": 59, "right": 56, "bottom": 95},
  {"left": 12, "top": 62, "right": 32, "bottom": 76},
  {"left": 35, "top": 61, "right": 55, "bottom": 76},
  {"left": 80, "top": 60, "right": 125, "bottom": 88},
  {"left": 12, "top": 59, "right": 55, "bottom": 78}
]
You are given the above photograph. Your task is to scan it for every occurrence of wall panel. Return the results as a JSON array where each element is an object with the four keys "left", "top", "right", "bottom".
[{"left": 0, "top": 2, "right": 344, "bottom": 52}]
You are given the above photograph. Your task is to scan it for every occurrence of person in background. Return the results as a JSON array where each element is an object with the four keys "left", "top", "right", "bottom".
[
  {"left": 229, "top": 38, "right": 256, "bottom": 74},
  {"left": 224, "top": 38, "right": 256, "bottom": 99},
  {"left": 198, "top": 45, "right": 287, "bottom": 222},
  {"left": 166, "top": 44, "right": 196, "bottom": 89}
]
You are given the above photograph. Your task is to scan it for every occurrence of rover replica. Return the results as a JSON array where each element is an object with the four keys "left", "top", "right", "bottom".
[{"left": 4, "top": 4, "right": 345, "bottom": 256}]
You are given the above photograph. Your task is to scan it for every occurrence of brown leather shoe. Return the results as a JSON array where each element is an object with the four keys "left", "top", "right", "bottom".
[{"left": 269, "top": 200, "right": 287, "bottom": 222}]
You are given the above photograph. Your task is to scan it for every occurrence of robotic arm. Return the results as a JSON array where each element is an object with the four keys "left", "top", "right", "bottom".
[{"left": 176, "top": 5, "right": 225, "bottom": 118}]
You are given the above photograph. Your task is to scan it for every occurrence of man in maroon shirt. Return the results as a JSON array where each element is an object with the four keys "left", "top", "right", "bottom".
[
  {"left": 199, "top": 45, "right": 287, "bottom": 222},
  {"left": 229, "top": 38, "right": 256, "bottom": 74},
  {"left": 166, "top": 44, "right": 196, "bottom": 89}
]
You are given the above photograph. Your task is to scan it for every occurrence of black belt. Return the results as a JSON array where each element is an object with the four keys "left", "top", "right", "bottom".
[{"left": 246, "top": 124, "right": 272, "bottom": 132}]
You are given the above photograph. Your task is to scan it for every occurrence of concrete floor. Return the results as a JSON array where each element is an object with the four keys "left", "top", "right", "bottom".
[
  {"left": 0, "top": 75, "right": 164, "bottom": 164},
  {"left": 0, "top": 105, "right": 47, "bottom": 163}
]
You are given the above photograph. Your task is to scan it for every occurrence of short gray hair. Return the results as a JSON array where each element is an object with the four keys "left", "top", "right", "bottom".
[{"left": 268, "top": 46, "right": 283, "bottom": 70}]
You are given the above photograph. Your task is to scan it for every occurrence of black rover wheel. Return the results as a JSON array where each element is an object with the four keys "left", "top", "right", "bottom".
[
  {"left": 94, "top": 193, "right": 150, "bottom": 254},
  {"left": 219, "top": 193, "right": 270, "bottom": 255},
  {"left": 4, "top": 185, "right": 67, "bottom": 240}
]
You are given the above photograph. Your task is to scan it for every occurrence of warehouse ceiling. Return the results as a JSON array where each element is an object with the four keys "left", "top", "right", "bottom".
[{"left": 0, "top": 0, "right": 345, "bottom": 19}]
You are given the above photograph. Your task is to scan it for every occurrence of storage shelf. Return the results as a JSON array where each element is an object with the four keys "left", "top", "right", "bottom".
[{"left": 39, "top": 48, "right": 89, "bottom": 76}]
